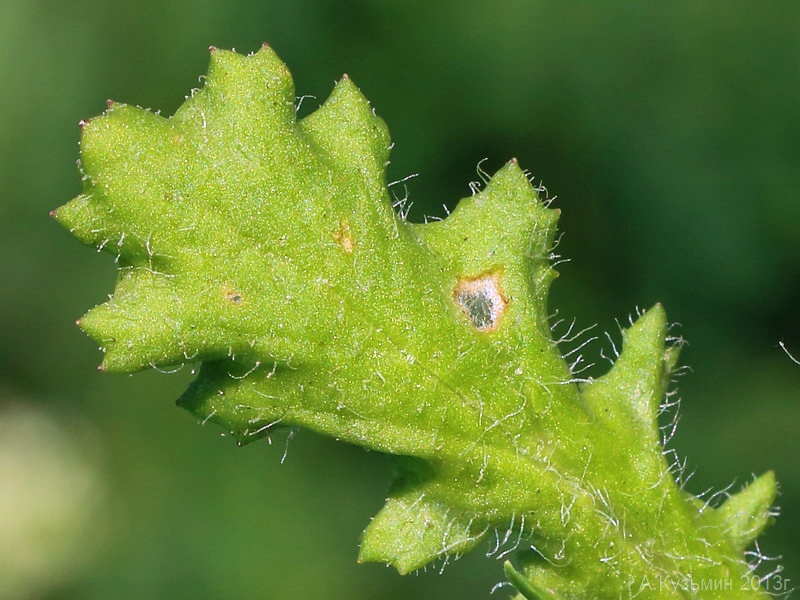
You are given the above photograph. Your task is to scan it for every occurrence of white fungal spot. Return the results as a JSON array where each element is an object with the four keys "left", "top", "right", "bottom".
[{"left": 453, "top": 270, "right": 507, "bottom": 332}]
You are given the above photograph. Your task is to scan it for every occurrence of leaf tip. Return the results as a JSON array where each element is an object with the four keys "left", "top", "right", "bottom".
[
  {"left": 504, "top": 560, "right": 559, "bottom": 599},
  {"left": 717, "top": 471, "right": 778, "bottom": 551},
  {"left": 252, "top": 40, "right": 283, "bottom": 64},
  {"left": 641, "top": 302, "right": 668, "bottom": 331},
  {"left": 359, "top": 492, "right": 486, "bottom": 575},
  {"left": 484, "top": 158, "right": 536, "bottom": 199}
]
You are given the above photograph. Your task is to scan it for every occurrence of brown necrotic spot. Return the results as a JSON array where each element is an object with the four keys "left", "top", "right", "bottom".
[
  {"left": 222, "top": 284, "right": 244, "bottom": 305},
  {"left": 453, "top": 270, "right": 508, "bottom": 332}
]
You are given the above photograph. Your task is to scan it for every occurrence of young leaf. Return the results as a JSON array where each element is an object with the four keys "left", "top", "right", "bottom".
[{"left": 55, "top": 46, "right": 778, "bottom": 598}]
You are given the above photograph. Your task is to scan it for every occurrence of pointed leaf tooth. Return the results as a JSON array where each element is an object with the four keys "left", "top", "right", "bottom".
[
  {"left": 480, "top": 159, "right": 546, "bottom": 210},
  {"left": 52, "top": 193, "right": 119, "bottom": 249},
  {"left": 295, "top": 75, "right": 399, "bottom": 284},
  {"left": 212, "top": 44, "right": 294, "bottom": 109},
  {"left": 504, "top": 561, "right": 562, "bottom": 600},
  {"left": 583, "top": 304, "right": 672, "bottom": 427},
  {"left": 299, "top": 74, "right": 391, "bottom": 184},
  {"left": 78, "top": 105, "right": 183, "bottom": 262},
  {"left": 178, "top": 45, "right": 295, "bottom": 134},
  {"left": 414, "top": 161, "right": 559, "bottom": 339},
  {"left": 663, "top": 342, "right": 681, "bottom": 375},
  {"left": 717, "top": 471, "right": 777, "bottom": 551},
  {"left": 359, "top": 490, "right": 485, "bottom": 574},
  {"left": 80, "top": 276, "right": 185, "bottom": 372},
  {"left": 80, "top": 268, "right": 264, "bottom": 372},
  {"left": 416, "top": 161, "right": 558, "bottom": 272},
  {"left": 81, "top": 103, "right": 173, "bottom": 189}
]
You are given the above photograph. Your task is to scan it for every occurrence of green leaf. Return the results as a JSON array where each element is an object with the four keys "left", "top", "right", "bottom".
[
  {"left": 504, "top": 561, "right": 560, "bottom": 600},
  {"left": 359, "top": 473, "right": 486, "bottom": 575},
  {"left": 55, "top": 46, "right": 778, "bottom": 597},
  {"left": 715, "top": 471, "right": 777, "bottom": 552}
]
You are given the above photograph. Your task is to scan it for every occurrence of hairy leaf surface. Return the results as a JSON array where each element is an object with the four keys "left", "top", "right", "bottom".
[{"left": 55, "top": 46, "right": 777, "bottom": 598}]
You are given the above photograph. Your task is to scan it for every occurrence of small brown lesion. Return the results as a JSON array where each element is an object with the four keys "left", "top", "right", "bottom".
[
  {"left": 453, "top": 270, "right": 508, "bottom": 332},
  {"left": 333, "top": 219, "right": 355, "bottom": 253},
  {"left": 222, "top": 284, "right": 245, "bottom": 306}
]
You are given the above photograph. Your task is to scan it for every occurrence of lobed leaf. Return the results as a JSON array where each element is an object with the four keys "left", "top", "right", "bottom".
[{"left": 55, "top": 46, "right": 778, "bottom": 598}]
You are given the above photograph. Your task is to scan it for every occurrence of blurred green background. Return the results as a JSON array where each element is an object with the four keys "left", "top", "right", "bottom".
[{"left": 2, "top": 1, "right": 799, "bottom": 598}]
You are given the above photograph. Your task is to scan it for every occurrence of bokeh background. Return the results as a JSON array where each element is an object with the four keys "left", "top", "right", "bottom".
[{"left": 2, "top": 1, "right": 799, "bottom": 598}]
